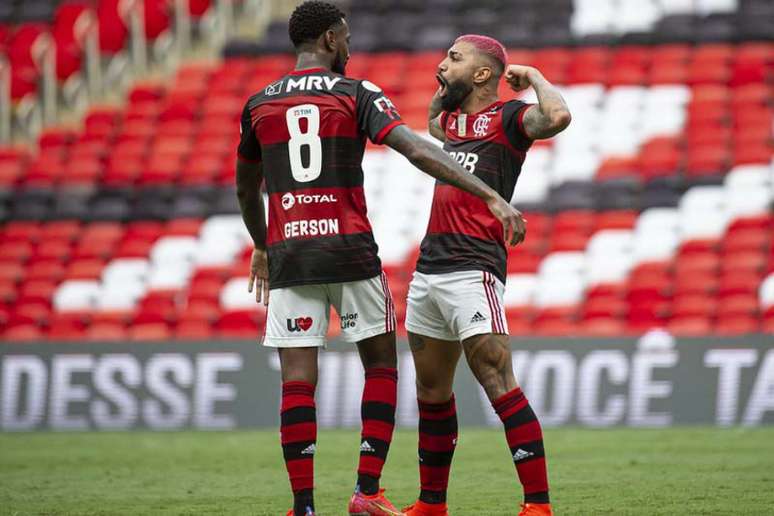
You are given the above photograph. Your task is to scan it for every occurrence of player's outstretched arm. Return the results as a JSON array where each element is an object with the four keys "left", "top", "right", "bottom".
[
  {"left": 427, "top": 89, "right": 446, "bottom": 142},
  {"left": 384, "top": 125, "right": 526, "bottom": 245},
  {"left": 235, "top": 158, "right": 270, "bottom": 304},
  {"left": 505, "top": 65, "right": 571, "bottom": 140}
]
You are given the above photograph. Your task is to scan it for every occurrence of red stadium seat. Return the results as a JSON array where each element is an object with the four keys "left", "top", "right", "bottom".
[
  {"left": 717, "top": 295, "right": 760, "bottom": 317},
  {"left": 17, "top": 280, "right": 57, "bottom": 304},
  {"left": 215, "top": 310, "right": 264, "bottom": 338},
  {"left": 533, "top": 319, "right": 579, "bottom": 336},
  {"left": 667, "top": 316, "right": 713, "bottom": 336},
  {"left": 671, "top": 295, "right": 717, "bottom": 318},
  {"left": 579, "top": 318, "right": 627, "bottom": 337},
  {"left": 716, "top": 315, "right": 760, "bottom": 335},
  {"left": 582, "top": 297, "right": 627, "bottom": 320},
  {"left": 2, "top": 323, "right": 43, "bottom": 341},
  {"left": 47, "top": 319, "right": 87, "bottom": 340},
  {"left": 175, "top": 320, "right": 213, "bottom": 339},
  {"left": 129, "top": 322, "right": 172, "bottom": 341},
  {"left": 86, "top": 322, "right": 128, "bottom": 341},
  {"left": 64, "top": 259, "right": 106, "bottom": 281}
]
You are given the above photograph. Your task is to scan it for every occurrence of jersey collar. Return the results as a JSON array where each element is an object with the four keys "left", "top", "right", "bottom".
[
  {"left": 456, "top": 99, "right": 503, "bottom": 117},
  {"left": 288, "top": 67, "right": 329, "bottom": 76}
]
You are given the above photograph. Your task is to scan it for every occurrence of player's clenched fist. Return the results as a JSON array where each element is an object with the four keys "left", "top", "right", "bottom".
[{"left": 505, "top": 65, "right": 539, "bottom": 92}]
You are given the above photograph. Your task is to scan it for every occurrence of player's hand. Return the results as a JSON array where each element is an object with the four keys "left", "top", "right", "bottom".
[
  {"left": 505, "top": 65, "right": 537, "bottom": 92},
  {"left": 486, "top": 196, "right": 527, "bottom": 246},
  {"left": 247, "top": 247, "right": 270, "bottom": 306}
]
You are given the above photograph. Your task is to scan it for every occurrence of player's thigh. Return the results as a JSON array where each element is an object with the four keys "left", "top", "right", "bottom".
[
  {"left": 405, "top": 271, "right": 457, "bottom": 342},
  {"left": 264, "top": 284, "right": 331, "bottom": 348},
  {"left": 434, "top": 270, "right": 508, "bottom": 341},
  {"left": 330, "top": 272, "right": 396, "bottom": 344},
  {"left": 408, "top": 331, "right": 462, "bottom": 402}
]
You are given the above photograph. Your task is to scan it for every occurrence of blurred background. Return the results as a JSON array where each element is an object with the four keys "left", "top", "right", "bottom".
[{"left": 0, "top": 0, "right": 772, "bottom": 431}]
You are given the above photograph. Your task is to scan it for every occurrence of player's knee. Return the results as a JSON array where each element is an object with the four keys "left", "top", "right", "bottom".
[
  {"left": 415, "top": 374, "right": 453, "bottom": 403},
  {"left": 358, "top": 332, "right": 397, "bottom": 369}
]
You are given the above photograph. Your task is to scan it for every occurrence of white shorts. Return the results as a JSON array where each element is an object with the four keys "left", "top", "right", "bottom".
[
  {"left": 405, "top": 270, "right": 508, "bottom": 342},
  {"left": 263, "top": 272, "right": 396, "bottom": 348}
]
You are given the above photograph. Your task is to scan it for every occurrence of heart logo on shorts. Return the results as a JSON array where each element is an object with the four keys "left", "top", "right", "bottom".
[{"left": 296, "top": 317, "right": 313, "bottom": 331}]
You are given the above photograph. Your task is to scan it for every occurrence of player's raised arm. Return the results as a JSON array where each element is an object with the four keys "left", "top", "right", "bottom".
[
  {"left": 383, "top": 124, "right": 526, "bottom": 246},
  {"left": 505, "top": 65, "right": 571, "bottom": 140},
  {"left": 427, "top": 89, "right": 446, "bottom": 142}
]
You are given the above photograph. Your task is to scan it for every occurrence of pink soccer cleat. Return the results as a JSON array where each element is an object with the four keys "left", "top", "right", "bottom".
[{"left": 348, "top": 488, "right": 402, "bottom": 515}]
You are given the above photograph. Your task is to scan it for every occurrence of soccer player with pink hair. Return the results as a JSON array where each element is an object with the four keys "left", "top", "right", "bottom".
[{"left": 402, "top": 35, "right": 571, "bottom": 516}]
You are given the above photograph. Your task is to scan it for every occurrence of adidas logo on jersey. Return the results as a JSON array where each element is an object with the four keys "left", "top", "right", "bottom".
[
  {"left": 513, "top": 448, "right": 534, "bottom": 462},
  {"left": 470, "top": 311, "right": 487, "bottom": 323},
  {"left": 301, "top": 444, "right": 316, "bottom": 456},
  {"left": 360, "top": 440, "right": 375, "bottom": 453}
]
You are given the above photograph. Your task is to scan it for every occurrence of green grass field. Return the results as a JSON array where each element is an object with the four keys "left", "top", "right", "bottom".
[{"left": 2, "top": 428, "right": 773, "bottom": 515}]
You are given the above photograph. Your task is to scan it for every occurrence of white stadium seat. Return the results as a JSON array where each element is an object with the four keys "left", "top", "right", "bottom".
[
  {"left": 539, "top": 252, "right": 586, "bottom": 277},
  {"left": 534, "top": 274, "right": 585, "bottom": 307},
  {"left": 760, "top": 274, "right": 774, "bottom": 309},
  {"left": 503, "top": 274, "right": 538, "bottom": 307},
  {"left": 53, "top": 280, "right": 102, "bottom": 311}
]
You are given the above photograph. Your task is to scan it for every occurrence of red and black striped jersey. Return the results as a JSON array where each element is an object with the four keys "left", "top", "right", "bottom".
[
  {"left": 416, "top": 100, "right": 533, "bottom": 283},
  {"left": 237, "top": 67, "right": 404, "bottom": 289}
]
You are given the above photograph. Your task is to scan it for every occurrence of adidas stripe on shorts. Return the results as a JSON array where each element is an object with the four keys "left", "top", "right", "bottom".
[
  {"left": 405, "top": 270, "right": 508, "bottom": 342},
  {"left": 263, "top": 272, "right": 396, "bottom": 348}
]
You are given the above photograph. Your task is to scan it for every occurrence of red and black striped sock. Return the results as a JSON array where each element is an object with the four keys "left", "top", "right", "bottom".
[
  {"left": 281, "top": 381, "right": 316, "bottom": 514},
  {"left": 418, "top": 395, "right": 458, "bottom": 504},
  {"left": 357, "top": 367, "right": 398, "bottom": 495},
  {"left": 493, "top": 387, "right": 550, "bottom": 504}
]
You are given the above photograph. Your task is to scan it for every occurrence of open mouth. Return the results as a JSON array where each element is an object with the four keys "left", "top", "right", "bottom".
[{"left": 436, "top": 74, "right": 448, "bottom": 97}]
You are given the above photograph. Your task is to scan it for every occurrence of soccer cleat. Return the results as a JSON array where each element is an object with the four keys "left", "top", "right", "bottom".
[
  {"left": 518, "top": 503, "right": 554, "bottom": 515},
  {"left": 348, "top": 488, "right": 402, "bottom": 515},
  {"left": 401, "top": 500, "right": 449, "bottom": 516},
  {"left": 286, "top": 508, "right": 315, "bottom": 516}
]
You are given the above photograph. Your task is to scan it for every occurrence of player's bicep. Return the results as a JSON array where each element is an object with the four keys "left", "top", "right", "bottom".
[
  {"left": 237, "top": 102, "right": 262, "bottom": 162},
  {"left": 521, "top": 104, "right": 559, "bottom": 140},
  {"left": 235, "top": 159, "right": 264, "bottom": 195}
]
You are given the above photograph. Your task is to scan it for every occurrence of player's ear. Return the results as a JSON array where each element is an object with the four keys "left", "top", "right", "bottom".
[
  {"left": 473, "top": 66, "right": 492, "bottom": 85},
  {"left": 323, "top": 29, "right": 336, "bottom": 52}
]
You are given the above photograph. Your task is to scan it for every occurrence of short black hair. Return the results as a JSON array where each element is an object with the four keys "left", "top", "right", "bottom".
[{"left": 288, "top": 1, "right": 346, "bottom": 48}]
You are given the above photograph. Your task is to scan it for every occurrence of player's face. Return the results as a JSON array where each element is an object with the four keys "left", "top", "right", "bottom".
[
  {"left": 331, "top": 19, "right": 351, "bottom": 75},
  {"left": 437, "top": 42, "right": 477, "bottom": 111}
]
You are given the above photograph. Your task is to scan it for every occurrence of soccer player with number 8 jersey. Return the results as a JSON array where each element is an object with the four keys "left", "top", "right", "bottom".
[{"left": 235, "top": 3, "right": 526, "bottom": 515}]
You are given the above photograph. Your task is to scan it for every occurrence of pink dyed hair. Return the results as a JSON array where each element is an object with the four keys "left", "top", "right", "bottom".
[{"left": 454, "top": 34, "right": 508, "bottom": 69}]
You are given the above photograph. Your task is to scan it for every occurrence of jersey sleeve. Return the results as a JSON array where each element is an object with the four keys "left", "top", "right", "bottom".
[
  {"left": 237, "top": 100, "right": 262, "bottom": 163},
  {"left": 355, "top": 80, "right": 405, "bottom": 144},
  {"left": 502, "top": 100, "right": 534, "bottom": 150}
]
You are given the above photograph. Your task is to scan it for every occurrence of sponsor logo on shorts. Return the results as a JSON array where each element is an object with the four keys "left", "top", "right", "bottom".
[
  {"left": 470, "top": 311, "right": 487, "bottom": 324},
  {"left": 340, "top": 312, "right": 358, "bottom": 329},
  {"left": 287, "top": 317, "right": 313, "bottom": 332}
]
